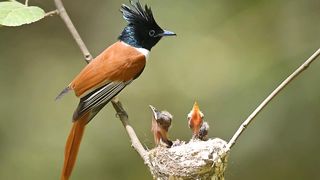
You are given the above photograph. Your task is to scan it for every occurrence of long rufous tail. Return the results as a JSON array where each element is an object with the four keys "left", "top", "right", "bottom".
[{"left": 61, "top": 114, "right": 88, "bottom": 180}]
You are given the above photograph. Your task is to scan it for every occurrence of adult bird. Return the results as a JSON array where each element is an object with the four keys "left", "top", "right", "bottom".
[
  {"left": 57, "top": 1, "right": 176, "bottom": 179},
  {"left": 149, "top": 105, "right": 173, "bottom": 147}
]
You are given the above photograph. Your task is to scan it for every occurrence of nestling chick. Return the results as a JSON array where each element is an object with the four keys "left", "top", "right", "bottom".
[
  {"left": 188, "top": 102, "right": 204, "bottom": 139},
  {"left": 198, "top": 121, "right": 210, "bottom": 141},
  {"left": 150, "top": 105, "right": 173, "bottom": 147}
]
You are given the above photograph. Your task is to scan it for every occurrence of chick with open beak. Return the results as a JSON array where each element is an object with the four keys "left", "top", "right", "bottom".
[
  {"left": 149, "top": 105, "right": 173, "bottom": 147},
  {"left": 188, "top": 102, "right": 205, "bottom": 139}
]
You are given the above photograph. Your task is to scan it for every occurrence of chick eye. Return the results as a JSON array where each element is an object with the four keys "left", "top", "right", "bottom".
[{"left": 149, "top": 30, "right": 155, "bottom": 37}]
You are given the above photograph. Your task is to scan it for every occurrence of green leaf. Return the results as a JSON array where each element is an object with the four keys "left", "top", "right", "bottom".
[{"left": 0, "top": 1, "right": 45, "bottom": 26}]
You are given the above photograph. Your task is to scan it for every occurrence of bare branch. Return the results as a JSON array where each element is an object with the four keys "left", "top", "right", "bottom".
[
  {"left": 111, "top": 98, "right": 148, "bottom": 161},
  {"left": 25, "top": 0, "right": 28, "bottom": 6},
  {"left": 54, "top": 0, "right": 93, "bottom": 63},
  {"left": 227, "top": 48, "right": 320, "bottom": 149}
]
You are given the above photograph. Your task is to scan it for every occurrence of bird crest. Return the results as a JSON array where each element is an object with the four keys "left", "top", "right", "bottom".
[{"left": 120, "top": 0, "right": 157, "bottom": 26}]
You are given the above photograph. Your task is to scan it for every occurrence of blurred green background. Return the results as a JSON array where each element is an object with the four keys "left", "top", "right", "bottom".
[{"left": 1, "top": 0, "right": 320, "bottom": 179}]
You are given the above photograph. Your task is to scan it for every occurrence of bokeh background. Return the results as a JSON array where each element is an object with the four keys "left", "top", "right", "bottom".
[{"left": 1, "top": 0, "right": 320, "bottom": 179}]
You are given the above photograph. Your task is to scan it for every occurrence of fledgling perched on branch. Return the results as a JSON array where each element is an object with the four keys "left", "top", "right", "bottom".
[
  {"left": 188, "top": 102, "right": 204, "bottom": 139},
  {"left": 150, "top": 105, "right": 173, "bottom": 147}
]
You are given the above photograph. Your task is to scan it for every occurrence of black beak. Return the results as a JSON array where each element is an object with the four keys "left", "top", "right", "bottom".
[{"left": 156, "top": 30, "right": 176, "bottom": 37}]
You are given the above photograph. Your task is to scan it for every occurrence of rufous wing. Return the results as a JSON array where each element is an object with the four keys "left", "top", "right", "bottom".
[{"left": 70, "top": 41, "right": 146, "bottom": 97}]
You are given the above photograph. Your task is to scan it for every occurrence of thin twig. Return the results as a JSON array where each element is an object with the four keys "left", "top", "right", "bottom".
[
  {"left": 44, "top": 10, "right": 59, "bottom": 17},
  {"left": 54, "top": 0, "right": 93, "bottom": 63},
  {"left": 54, "top": 0, "right": 147, "bottom": 160},
  {"left": 227, "top": 48, "right": 320, "bottom": 149},
  {"left": 25, "top": 0, "right": 28, "bottom": 6},
  {"left": 111, "top": 98, "right": 148, "bottom": 160}
]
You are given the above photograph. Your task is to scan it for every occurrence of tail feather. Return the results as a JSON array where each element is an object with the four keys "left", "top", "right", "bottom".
[{"left": 61, "top": 114, "right": 88, "bottom": 180}]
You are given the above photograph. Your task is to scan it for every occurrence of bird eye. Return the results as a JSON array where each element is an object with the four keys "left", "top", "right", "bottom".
[{"left": 149, "top": 30, "right": 155, "bottom": 37}]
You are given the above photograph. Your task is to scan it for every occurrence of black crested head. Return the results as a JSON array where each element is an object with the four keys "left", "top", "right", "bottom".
[{"left": 118, "top": 0, "right": 176, "bottom": 50}]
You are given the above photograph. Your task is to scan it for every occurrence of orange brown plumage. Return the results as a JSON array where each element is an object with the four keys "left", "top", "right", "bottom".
[
  {"left": 61, "top": 113, "right": 89, "bottom": 180},
  {"left": 70, "top": 42, "right": 146, "bottom": 97},
  {"left": 150, "top": 105, "right": 173, "bottom": 147},
  {"left": 188, "top": 102, "right": 204, "bottom": 136}
]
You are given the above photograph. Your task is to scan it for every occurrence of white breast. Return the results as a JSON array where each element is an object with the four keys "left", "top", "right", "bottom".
[
  {"left": 121, "top": 41, "right": 150, "bottom": 60},
  {"left": 136, "top": 47, "right": 150, "bottom": 59}
]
